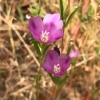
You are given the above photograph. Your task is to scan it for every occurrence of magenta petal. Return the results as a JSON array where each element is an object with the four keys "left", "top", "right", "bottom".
[
  {"left": 75, "top": 51, "right": 79, "bottom": 57},
  {"left": 59, "top": 54, "right": 70, "bottom": 71},
  {"left": 45, "top": 50, "right": 59, "bottom": 65},
  {"left": 48, "top": 29, "right": 64, "bottom": 43},
  {"left": 29, "top": 14, "right": 64, "bottom": 44},
  {"left": 29, "top": 17, "right": 44, "bottom": 41},
  {"left": 42, "top": 50, "right": 71, "bottom": 77},
  {"left": 55, "top": 20, "right": 63, "bottom": 29},
  {"left": 43, "top": 21, "right": 63, "bottom": 33},
  {"left": 42, "top": 62, "right": 53, "bottom": 74},
  {"left": 43, "top": 13, "right": 63, "bottom": 30},
  {"left": 43, "top": 13, "right": 60, "bottom": 24},
  {"left": 42, "top": 50, "right": 59, "bottom": 74}
]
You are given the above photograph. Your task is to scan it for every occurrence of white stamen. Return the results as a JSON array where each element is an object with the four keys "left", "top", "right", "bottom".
[
  {"left": 54, "top": 64, "right": 61, "bottom": 73},
  {"left": 41, "top": 30, "right": 49, "bottom": 42}
]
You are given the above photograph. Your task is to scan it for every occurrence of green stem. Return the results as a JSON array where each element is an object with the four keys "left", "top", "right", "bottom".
[
  {"left": 38, "top": 0, "right": 41, "bottom": 15},
  {"left": 36, "top": 57, "right": 42, "bottom": 100},
  {"left": 36, "top": 76, "right": 39, "bottom": 100},
  {"left": 53, "top": 85, "right": 60, "bottom": 100}
]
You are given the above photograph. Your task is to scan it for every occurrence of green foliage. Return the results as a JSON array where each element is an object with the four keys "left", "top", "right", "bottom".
[
  {"left": 17, "top": 4, "right": 24, "bottom": 24},
  {"left": 49, "top": 73, "right": 69, "bottom": 87},
  {"left": 67, "top": 46, "right": 72, "bottom": 55},
  {"left": 64, "top": 6, "right": 80, "bottom": 28},
  {"left": 59, "top": 0, "right": 64, "bottom": 20},
  {"left": 29, "top": 4, "right": 44, "bottom": 18},
  {"left": 78, "top": 5, "right": 94, "bottom": 22},
  {"left": 63, "top": 4, "right": 70, "bottom": 20},
  {"left": 87, "top": 5, "right": 94, "bottom": 22},
  {"left": 42, "top": 44, "right": 51, "bottom": 56},
  {"left": 32, "top": 38, "right": 42, "bottom": 57},
  {"left": 29, "top": 5, "right": 38, "bottom": 16},
  {"left": 36, "top": 75, "right": 41, "bottom": 82}
]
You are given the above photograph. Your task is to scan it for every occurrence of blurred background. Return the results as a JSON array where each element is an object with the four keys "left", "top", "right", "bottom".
[{"left": 0, "top": 0, "right": 100, "bottom": 100}]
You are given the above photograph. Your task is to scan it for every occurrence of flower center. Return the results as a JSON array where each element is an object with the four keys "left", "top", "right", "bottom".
[
  {"left": 53, "top": 64, "right": 61, "bottom": 73},
  {"left": 41, "top": 30, "right": 49, "bottom": 42}
]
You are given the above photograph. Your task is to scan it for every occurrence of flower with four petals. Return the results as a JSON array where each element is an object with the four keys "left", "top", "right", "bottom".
[
  {"left": 29, "top": 13, "right": 64, "bottom": 44},
  {"left": 42, "top": 50, "right": 70, "bottom": 76}
]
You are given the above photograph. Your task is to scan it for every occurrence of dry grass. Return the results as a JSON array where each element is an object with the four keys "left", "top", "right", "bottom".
[{"left": 0, "top": 0, "right": 100, "bottom": 100}]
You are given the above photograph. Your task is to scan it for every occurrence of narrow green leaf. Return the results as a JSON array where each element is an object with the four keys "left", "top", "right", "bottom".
[
  {"left": 37, "top": 0, "right": 41, "bottom": 15},
  {"left": 42, "top": 44, "right": 51, "bottom": 56},
  {"left": 67, "top": 46, "right": 72, "bottom": 55},
  {"left": 59, "top": 73, "right": 69, "bottom": 87},
  {"left": 63, "top": 4, "right": 70, "bottom": 19},
  {"left": 59, "top": 0, "right": 63, "bottom": 20},
  {"left": 32, "top": 38, "right": 41, "bottom": 56},
  {"left": 49, "top": 73, "right": 61, "bottom": 85},
  {"left": 64, "top": 6, "right": 80, "bottom": 27},
  {"left": 49, "top": 73, "right": 69, "bottom": 87}
]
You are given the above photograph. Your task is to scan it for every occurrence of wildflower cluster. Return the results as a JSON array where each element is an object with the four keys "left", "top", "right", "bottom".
[{"left": 29, "top": 13, "right": 79, "bottom": 76}]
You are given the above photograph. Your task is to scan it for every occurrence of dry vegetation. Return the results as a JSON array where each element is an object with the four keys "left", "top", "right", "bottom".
[{"left": 0, "top": 0, "right": 100, "bottom": 100}]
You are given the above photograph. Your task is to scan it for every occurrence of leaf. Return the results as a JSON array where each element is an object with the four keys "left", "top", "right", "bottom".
[
  {"left": 49, "top": 73, "right": 69, "bottom": 87},
  {"left": 39, "top": 12, "right": 44, "bottom": 18},
  {"left": 32, "top": 38, "right": 42, "bottom": 56},
  {"left": 42, "top": 44, "right": 51, "bottom": 56},
  {"left": 63, "top": 4, "right": 70, "bottom": 19},
  {"left": 59, "top": 73, "right": 69, "bottom": 87},
  {"left": 67, "top": 46, "right": 72, "bottom": 55},
  {"left": 59, "top": 0, "right": 63, "bottom": 20},
  {"left": 48, "top": 73, "right": 61, "bottom": 85},
  {"left": 87, "top": 5, "right": 94, "bottom": 17},
  {"left": 64, "top": 6, "right": 80, "bottom": 27},
  {"left": 29, "top": 4, "right": 38, "bottom": 17},
  {"left": 37, "top": 0, "right": 41, "bottom": 15},
  {"left": 31, "top": 9, "right": 38, "bottom": 17}
]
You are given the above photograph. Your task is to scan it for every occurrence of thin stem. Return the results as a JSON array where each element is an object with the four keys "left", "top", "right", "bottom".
[
  {"left": 61, "top": 0, "right": 70, "bottom": 53},
  {"left": 36, "top": 46, "right": 45, "bottom": 100},
  {"left": 53, "top": 85, "right": 60, "bottom": 100},
  {"left": 38, "top": 0, "right": 41, "bottom": 15},
  {"left": 36, "top": 57, "right": 42, "bottom": 100}
]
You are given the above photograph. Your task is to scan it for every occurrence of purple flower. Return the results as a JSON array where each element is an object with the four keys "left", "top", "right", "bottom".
[
  {"left": 69, "top": 49, "right": 79, "bottom": 58},
  {"left": 29, "top": 13, "right": 63, "bottom": 44},
  {"left": 42, "top": 50, "right": 70, "bottom": 76}
]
